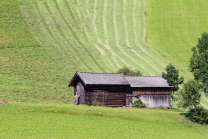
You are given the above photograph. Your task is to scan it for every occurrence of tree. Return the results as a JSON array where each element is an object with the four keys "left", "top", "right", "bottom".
[
  {"left": 162, "top": 64, "right": 184, "bottom": 94},
  {"left": 178, "top": 80, "right": 208, "bottom": 125},
  {"left": 178, "top": 80, "right": 201, "bottom": 109},
  {"left": 190, "top": 32, "right": 208, "bottom": 95},
  {"left": 117, "top": 66, "right": 142, "bottom": 76}
]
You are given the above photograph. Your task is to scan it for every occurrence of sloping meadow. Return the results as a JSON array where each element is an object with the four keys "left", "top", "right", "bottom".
[
  {"left": 0, "top": 103, "right": 208, "bottom": 138},
  {"left": 1, "top": 0, "right": 208, "bottom": 106},
  {"left": 18, "top": 0, "right": 168, "bottom": 75}
]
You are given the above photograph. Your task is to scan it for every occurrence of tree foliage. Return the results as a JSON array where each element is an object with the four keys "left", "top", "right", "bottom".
[
  {"left": 162, "top": 64, "right": 184, "bottom": 93},
  {"left": 190, "top": 32, "right": 208, "bottom": 94},
  {"left": 178, "top": 79, "right": 208, "bottom": 125},
  {"left": 178, "top": 80, "right": 201, "bottom": 109},
  {"left": 117, "top": 66, "right": 142, "bottom": 76}
]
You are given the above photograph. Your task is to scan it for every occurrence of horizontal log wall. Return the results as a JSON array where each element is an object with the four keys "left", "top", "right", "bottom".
[{"left": 86, "top": 91, "right": 126, "bottom": 107}]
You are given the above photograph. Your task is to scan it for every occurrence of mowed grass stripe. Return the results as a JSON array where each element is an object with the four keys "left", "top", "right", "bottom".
[
  {"left": 26, "top": 1, "right": 79, "bottom": 69},
  {"left": 76, "top": 0, "right": 113, "bottom": 72},
  {"left": 103, "top": 0, "right": 138, "bottom": 69},
  {"left": 97, "top": 0, "right": 127, "bottom": 69},
  {"left": 103, "top": 0, "right": 142, "bottom": 69},
  {"left": 102, "top": 0, "right": 110, "bottom": 49},
  {"left": 80, "top": 0, "right": 115, "bottom": 72},
  {"left": 51, "top": 0, "right": 95, "bottom": 70},
  {"left": 30, "top": 1, "right": 82, "bottom": 69},
  {"left": 132, "top": 0, "right": 168, "bottom": 73},
  {"left": 52, "top": 0, "right": 105, "bottom": 72},
  {"left": 132, "top": 1, "right": 164, "bottom": 74},
  {"left": 88, "top": 0, "right": 121, "bottom": 71},
  {"left": 122, "top": 0, "right": 160, "bottom": 74},
  {"left": 63, "top": 0, "right": 77, "bottom": 24},
  {"left": 75, "top": 0, "right": 114, "bottom": 72},
  {"left": 123, "top": 0, "right": 131, "bottom": 48},
  {"left": 113, "top": 0, "right": 150, "bottom": 74},
  {"left": 85, "top": 0, "right": 91, "bottom": 17},
  {"left": 18, "top": 0, "right": 78, "bottom": 72},
  {"left": 114, "top": 0, "right": 150, "bottom": 73},
  {"left": 92, "top": 0, "right": 98, "bottom": 35},
  {"left": 91, "top": 0, "right": 106, "bottom": 54},
  {"left": 42, "top": 1, "right": 93, "bottom": 71},
  {"left": 135, "top": 0, "right": 166, "bottom": 66},
  {"left": 51, "top": 0, "right": 107, "bottom": 72},
  {"left": 18, "top": 1, "right": 53, "bottom": 48}
]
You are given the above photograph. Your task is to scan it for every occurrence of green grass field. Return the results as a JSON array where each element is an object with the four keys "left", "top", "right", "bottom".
[
  {"left": 1, "top": 1, "right": 208, "bottom": 137},
  {"left": 146, "top": 0, "right": 208, "bottom": 78},
  {"left": 1, "top": 103, "right": 208, "bottom": 139},
  {"left": 0, "top": 0, "right": 208, "bottom": 105}
]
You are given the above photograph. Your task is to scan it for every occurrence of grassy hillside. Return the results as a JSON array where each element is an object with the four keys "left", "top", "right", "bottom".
[
  {"left": 146, "top": 0, "right": 208, "bottom": 77},
  {"left": 0, "top": 0, "right": 208, "bottom": 105},
  {"left": 1, "top": 103, "right": 208, "bottom": 138},
  {"left": 18, "top": 0, "right": 167, "bottom": 75},
  {"left": 146, "top": 0, "right": 208, "bottom": 107},
  {"left": 0, "top": 0, "right": 74, "bottom": 103},
  {"left": 1, "top": 0, "right": 168, "bottom": 103},
  {"left": 0, "top": 0, "right": 36, "bottom": 48}
]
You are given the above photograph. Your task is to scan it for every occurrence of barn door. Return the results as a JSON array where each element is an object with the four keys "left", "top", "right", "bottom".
[
  {"left": 126, "top": 94, "right": 133, "bottom": 107},
  {"left": 76, "top": 82, "right": 85, "bottom": 104}
]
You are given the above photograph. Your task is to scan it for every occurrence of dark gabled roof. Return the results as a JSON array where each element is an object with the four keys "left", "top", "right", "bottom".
[
  {"left": 69, "top": 72, "right": 173, "bottom": 88},
  {"left": 68, "top": 72, "right": 129, "bottom": 87},
  {"left": 125, "top": 76, "right": 173, "bottom": 88}
]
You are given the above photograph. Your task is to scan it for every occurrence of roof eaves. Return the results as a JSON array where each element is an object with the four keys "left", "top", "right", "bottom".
[
  {"left": 68, "top": 71, "right": 78, "bottom": 87},
  {"left": 131, "top": 85, "right": 174, "bottom": 88}
]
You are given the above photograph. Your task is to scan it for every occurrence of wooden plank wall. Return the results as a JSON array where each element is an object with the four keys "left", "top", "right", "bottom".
[
  {"left": 133, "top": 88, "right": 171, "bottom": 95},
  {"left": 140, "top": 95, "right": 171, "bottom": 108},
  {"left": 132, "top": 88, "right": 171, "bottom": 108}
]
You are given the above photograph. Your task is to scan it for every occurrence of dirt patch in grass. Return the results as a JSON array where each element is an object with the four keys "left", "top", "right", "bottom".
[{"left": 0, "top": 99, "right": 8, "bottom": 104}]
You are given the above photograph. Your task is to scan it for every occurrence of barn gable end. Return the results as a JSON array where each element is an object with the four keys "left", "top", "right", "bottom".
[{"left": 68, "top": 72, "right": 129, "bottom": 107}]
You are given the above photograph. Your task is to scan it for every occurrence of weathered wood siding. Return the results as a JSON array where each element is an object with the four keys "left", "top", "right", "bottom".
[
  {"left": 126, "top": 94, "right": 133, "bottom": 107},
  {"left": 86, "top": 91, "right": 126, "bottom": 107},
  {"left": 85, "top": 85, "right": 127, "bottom": 107},
  {"left": 132, "top": 88, "right": 170, "bottom": 95},
  {"left": 132, "top": 88, "right": 171, "bottom": 108},
  {"left": 75, "top": 81, "right": 85, "bottom": 104},
  {"left": 140, "top": 95, "right": 171, "bottom": 108},
  {"left": 74, "top": 81, "right": 171, "bottom": 108}
]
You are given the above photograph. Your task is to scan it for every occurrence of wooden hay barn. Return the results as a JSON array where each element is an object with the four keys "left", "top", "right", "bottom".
[
  {"left": 68, "top": 72, "right": 173, "bottom": 108},
  {"left": 125, "top": 76, "right": 172, "bottom": 108}
]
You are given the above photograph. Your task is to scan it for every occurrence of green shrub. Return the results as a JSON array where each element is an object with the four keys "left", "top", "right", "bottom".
[
  {"left": 133, "top": 99, "right": 145, "bottom": 108},
  {"left": 185, "top": 107, "right": 208, "bottom": 125}
]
